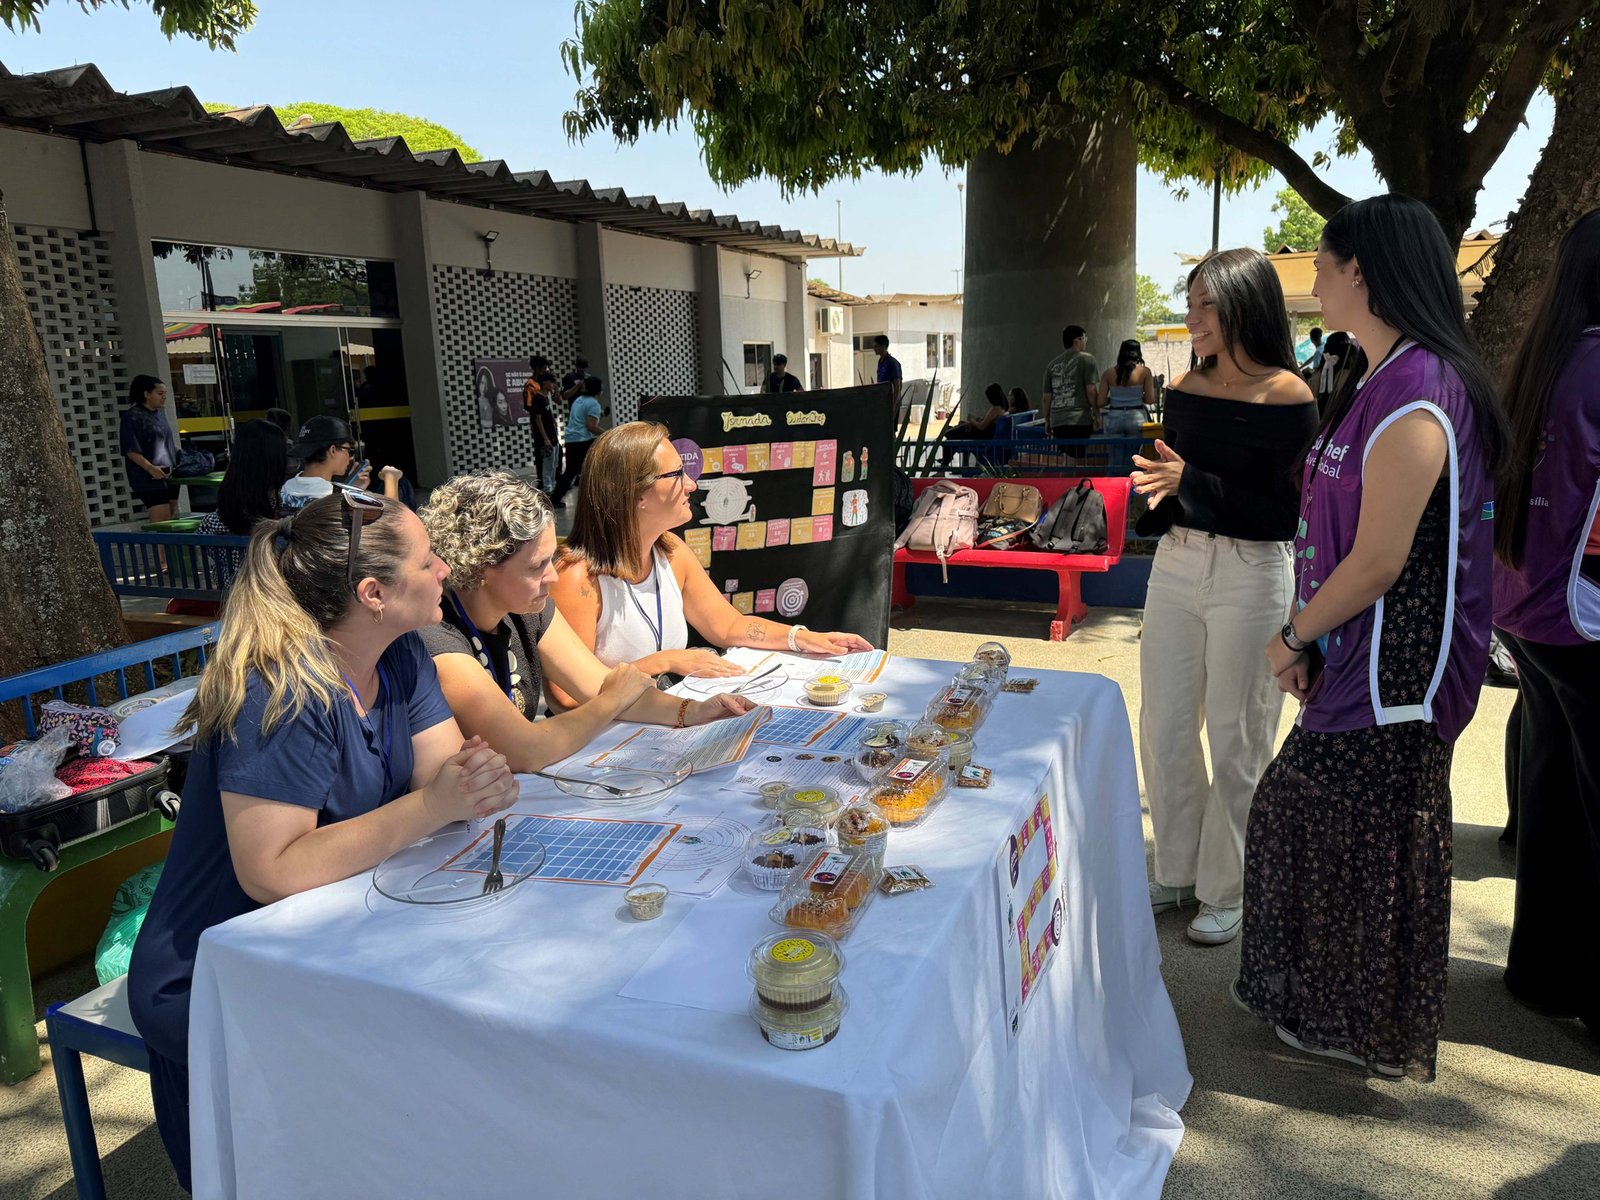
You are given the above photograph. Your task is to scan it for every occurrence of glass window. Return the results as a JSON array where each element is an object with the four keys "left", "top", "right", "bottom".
[
  {"left": 943, "top": 333, "right": 956, "bottom": 367},
  {"left": 152, "top": 242, "right": 399, "bottom": 317},
  {"left": 926, "top": 334, "right": 938, "bottom": 368},
  {"left": 743, "top": 343, "right": 773, "bottom": 389}
]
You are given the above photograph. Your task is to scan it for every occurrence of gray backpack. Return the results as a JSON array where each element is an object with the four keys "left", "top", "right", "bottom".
[
  {"left": 1030, "top": 480, "right": 1108, "bottom": 553},
  {"left": 895, "top": 480, "right": 980, "bottom": 580}
]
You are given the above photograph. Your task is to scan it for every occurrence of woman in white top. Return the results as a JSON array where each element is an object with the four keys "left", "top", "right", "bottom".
[{"left": 549, "top": 421, "right": 872, "bottom": 707}]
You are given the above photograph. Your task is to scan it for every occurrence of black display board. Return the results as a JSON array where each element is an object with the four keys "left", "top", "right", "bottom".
[{"left": 641, "top": 385, "right": 896, "bottom": 646}]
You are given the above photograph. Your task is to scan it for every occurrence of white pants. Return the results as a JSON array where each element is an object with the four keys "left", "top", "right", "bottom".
[{"left": 1140, "top": 527, "right": 1292, "bottom": 908}]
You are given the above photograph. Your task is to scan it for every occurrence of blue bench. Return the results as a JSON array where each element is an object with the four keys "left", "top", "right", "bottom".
[
  {"left": 91, "top": 530, "right": 248, "bottom": 602},
  {"left": 46, "top": 976, "right": 149, "bottom": 1199},
  {"left": 0, "top": 621, "right": 219, "bottom": 1084}
]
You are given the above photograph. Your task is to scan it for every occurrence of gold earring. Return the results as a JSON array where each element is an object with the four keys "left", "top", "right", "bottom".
[{"left": 373, "top": 607, "right": 384, "bottom": 623}]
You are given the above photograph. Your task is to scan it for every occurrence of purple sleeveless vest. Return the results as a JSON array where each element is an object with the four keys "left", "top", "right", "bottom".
[
  {"left": 1295, "top": 344, "right": 1494, "bottom": 744},
  {"left": 1492, "top": 328, "right": 1600, "bottom": 645}
]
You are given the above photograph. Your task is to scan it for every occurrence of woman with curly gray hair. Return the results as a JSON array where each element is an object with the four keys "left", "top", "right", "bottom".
[{"left": 419, "top": 473, "right": 753, "bottom": 772}]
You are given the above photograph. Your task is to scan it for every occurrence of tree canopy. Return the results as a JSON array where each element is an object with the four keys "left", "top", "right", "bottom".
[
  {"left": 1262, "top": 188, "right": 1324, "bottom": 253},
  {"left": 565, "top": 0, "right": 1596, "bottom": 238},
  {"left": 1135, "top": 274, "right": 1179, "bottom": 326},
  {"left": 202, "top": 100, "right": 482, "bottom": 160},
  {"left": 0, "top": 0, "right": 254, "bottom": 47}
]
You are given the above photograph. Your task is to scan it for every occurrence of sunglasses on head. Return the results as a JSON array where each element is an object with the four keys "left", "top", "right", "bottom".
[{"left": 337, "top": 484, "right": 386, "bottom": 590}]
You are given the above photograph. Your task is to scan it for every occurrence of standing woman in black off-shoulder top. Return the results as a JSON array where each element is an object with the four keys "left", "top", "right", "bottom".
[{"left": 1132, "top": 248, "right": 1318, "bottom": 948}]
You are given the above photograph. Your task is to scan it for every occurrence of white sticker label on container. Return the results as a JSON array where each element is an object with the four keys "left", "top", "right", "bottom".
[
  {"left": 887, "top": 757, "right": 933, "bottom": 783},
  {"left": 764, "top": 1024, "right": 832, "bottom": 1050},
  {"left": 941, "top": 686, "right": 976, "bottom": 709},
  {"left": 806, "top": 851, "right": 852, "bottom": 886}
]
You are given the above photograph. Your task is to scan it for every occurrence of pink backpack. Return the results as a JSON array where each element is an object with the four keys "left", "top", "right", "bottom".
[{"left": 894, "top": 480, "right": 980, "bottom": 581}]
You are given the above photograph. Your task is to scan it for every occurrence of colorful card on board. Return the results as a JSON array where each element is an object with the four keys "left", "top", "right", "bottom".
[
  {"left": 746, "top": 443, "right": 771, "bottom": 473},
  {"left": 771, "top": 442, "right": 795, "bottom": 471},
  {"left": 712, "top": 526, "right": 738, "bottom": 553},
  {"left": 812, "top": 515, "right": 834, "bottom": 542},
  {"left": 736, "top": 521, "right": 768, "bottom": 551},
  {"left": 812, "top": 440, "right": 837, "bottom": 486},
  {"left": 755, "top": 588, "right": 776, "bottom": 613},
  {"left": 793, "top": 441, "right": 816, "bottom": 469},
  {"left": 766, "top": 518, "right": 791, "bottom": 546},
  {"left": 811, "top": 487, "right": 836, "bottom": 516},
  {"left": 731, "top": 591, "right": 755, "bottom": 614},
  {"left": 683, "top": 527, "right": 713, "bottom": 567},
  {"left": 702, "top": 446, "right": 724, "bottom": 476},
  {"left": 790, "top": 518, "right": 815, "bottom": 545}
]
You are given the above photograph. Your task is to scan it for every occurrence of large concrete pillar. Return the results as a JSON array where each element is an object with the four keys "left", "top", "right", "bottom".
[
  {"left": 693, "top": 243, "right": 723, "bottom": 394},
  {"left": 784, "top": 260, "right": 806, "bottom": 372},
  {"left": 574, "top": 224, "right": 613, "bottom": 394},
  {"left": 960, "top": 120, "right": 1136, "bottom": 417}
]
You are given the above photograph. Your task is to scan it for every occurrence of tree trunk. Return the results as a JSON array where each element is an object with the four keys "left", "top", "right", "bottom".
[
  {"left": 1469, "top": 36, "right": 1600, "bottom": 376},
  {"left": 0, "top": 190, "right": 127, "bottom": 713},
  {"left": 960, "top": 120, "right": 1137, "bottom": 415}
]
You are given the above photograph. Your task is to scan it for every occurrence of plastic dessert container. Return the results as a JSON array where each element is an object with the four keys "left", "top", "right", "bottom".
[
  {"left": 778, "top": 785, "right": 843, "bottom": 827},
  {"left": 973, "top": 640, "right": 1012, "bottom": 676},
  {"left": 751, "top": 985, "right": 848, "bottom": 1051},
  {"left": 804, "top": 672, "right": 853, "bottom": 706},
  {"left": 852, "top": 719, "right": 909, "bottom": 784},
  {"left": 835, "top": 800, "right": 890, "bottom": 861},
  {"left": 866, "top": 755, "right": 951, "bottom": 829},
  {"left": 924, "top": 682, "right": 990, "bottom": 734},
  {"left": 745, "top": 826, "right": 806, "bottom": 890},
  {"left": 944, "top": 728, "right": 975, "bottom": 771},
  {"left": 747, "top": 929, "right": 845, "bottom": 1010},
  {"left": 770, "top": 848, "right": 882, "bottom": 940}
]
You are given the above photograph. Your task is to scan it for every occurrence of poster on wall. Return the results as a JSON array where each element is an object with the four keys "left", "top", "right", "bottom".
[
  {"left": 471, "top": 358, "right": 533, "bottom": 429},
  {"left": 641, "top": 385, "right": 896, "bottom": 647},
  {"left": 995, "top": 792, "right": 1066, "bottom": 1041}
]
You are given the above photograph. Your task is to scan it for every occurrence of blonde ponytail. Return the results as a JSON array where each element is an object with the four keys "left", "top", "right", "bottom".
[
  {"left": 185, "top": 494, "right": 409, "bottom": 743},
  {"left": 186, "top": 519, "right": 342, "bottom": 744}
]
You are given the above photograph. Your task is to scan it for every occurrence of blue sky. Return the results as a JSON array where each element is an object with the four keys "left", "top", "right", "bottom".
[{"left": 2, "top": 0, "right": 1555, "bottom": 296}]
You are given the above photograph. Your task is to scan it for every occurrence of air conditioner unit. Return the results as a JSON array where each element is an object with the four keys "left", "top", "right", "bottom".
[{"left": 815, "top": 305, "right": 844, "bottom": 334}]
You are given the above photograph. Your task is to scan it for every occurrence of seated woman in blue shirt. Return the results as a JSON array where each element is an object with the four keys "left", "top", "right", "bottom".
[{"left": 127, "top": 490, "right": 518, "bottom": 1192}]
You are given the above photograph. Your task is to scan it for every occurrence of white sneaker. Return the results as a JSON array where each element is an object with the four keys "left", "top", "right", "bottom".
[
  {"left": 1186, "top": 903, "right": 1243, "bottom": 945},
  {"left": 1149, "top": 881, "right": 1196, "bottom": 914},
  {"left": 1275, "top": 1023, "right": 1405, "bottom": 1079}
]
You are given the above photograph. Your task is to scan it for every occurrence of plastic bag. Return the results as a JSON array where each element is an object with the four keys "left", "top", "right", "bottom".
[
  {"left": 95, "top": 862, "right": 165, "bottom": 984},
  {"left": 0, "top": 726, "right": 75, "bottom": 813}
]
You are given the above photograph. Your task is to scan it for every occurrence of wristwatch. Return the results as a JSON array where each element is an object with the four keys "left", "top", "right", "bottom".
[{"left": 1280, "top": 620, "right": 1308, "bottom": 653}]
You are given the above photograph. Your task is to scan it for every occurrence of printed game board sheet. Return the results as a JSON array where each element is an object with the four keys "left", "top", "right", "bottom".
[
  {"left": 442, "top": 813, "right": 682, "bottom": 886},
  {"left": 746, "top": 648, "right": 889, "bottom": 685},
  {"left": 724, "top": 747, "right": 867, "bottom": 798},
  {"left": 635, "top": 802, "right": 759, "bottom": 898},
  {"left": 996, "top": 792, "right": 1067, "bottom": 1038},
  {"left": 749, "top": 706, "right": 874, "bottom": 750},
  {"left": 572, "top": 705, "right": 770, "bottom": 774}
]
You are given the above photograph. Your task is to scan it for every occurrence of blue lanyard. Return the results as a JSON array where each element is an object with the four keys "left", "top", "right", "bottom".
[
  {"left": 343, "top": 664, "right": 394, "bottom": 799},
  {"left": 447, "top": 590, "right": 515, "bottom": 702},
  {"left": 624, "top": 556, "right": 664, "bottom": 653}
]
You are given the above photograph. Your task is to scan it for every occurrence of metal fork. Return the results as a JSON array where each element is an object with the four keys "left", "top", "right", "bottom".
[{"left": 481, "top": 818, "right": 506, "bottom": 895}]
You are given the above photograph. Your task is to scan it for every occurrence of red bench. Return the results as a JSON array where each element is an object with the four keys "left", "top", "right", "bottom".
[{"left": 892, "top": 476, "right": 1131, "bottom": 639}]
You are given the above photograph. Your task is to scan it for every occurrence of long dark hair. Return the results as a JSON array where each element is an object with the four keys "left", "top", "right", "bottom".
[
  {"left": 1312, "top": 195, "right": 1507, "bottom": 480},
  {"left": 217, "top": 419, "right": 289, "bottom": 535},
  {"left": 1186, "top": 248, "right": 1299, "bottom": 377},
  {"left": 1495, "top": 207, "right": 1600, "bottom": 568},
  {"left": 126, "top": 374, "right": 163, "bottom": 407},
  {"left": 1009, "top": 386, "right": 1030, "bottom": 413},
  {"left": 1114, "top": 339, "right": 1144, "bottom": 386}
]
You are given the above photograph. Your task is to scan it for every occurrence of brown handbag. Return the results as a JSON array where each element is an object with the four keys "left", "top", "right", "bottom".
[{"left": 981, "top": 482, "right": 1044, "bottom": 524}]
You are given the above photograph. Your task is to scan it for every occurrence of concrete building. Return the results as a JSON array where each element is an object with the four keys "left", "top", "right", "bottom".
[
  {"left": 804, "top": 284, "right": 964, "bottom": 410},
  {"left": 0, "top": 62, "right": 858, "bottom": 527}
]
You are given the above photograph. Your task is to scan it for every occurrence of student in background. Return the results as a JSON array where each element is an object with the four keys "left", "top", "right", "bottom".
[
  {"left": 872, "top": 335, "right": 903, "bottom": 405},
  {"left": 765, "top": 353, "right": 805, "bottom": 393},
  {"left": 549, "top": 376, "right": 605, "bottom": 507},
  {"left": 120, "top": 374, "right": 180, "bottom": 521},
  {"left": 278, "top": 415, "right": 399, "bottom": 515},
  {"left": 1043, "top": 324, "right": 1099, "bottom": 442},
  {"left": 1098, "top": 340, "right": 1157, "bottom": 437}
]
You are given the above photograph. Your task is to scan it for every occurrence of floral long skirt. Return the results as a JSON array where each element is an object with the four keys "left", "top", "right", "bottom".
[{"left": 1236, "top": 721, "right": 1454, "bottom": 1080}]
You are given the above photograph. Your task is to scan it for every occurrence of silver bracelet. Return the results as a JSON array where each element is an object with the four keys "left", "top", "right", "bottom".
[{"left": 788, "top": 624, "right": 806, "bottom": 653}]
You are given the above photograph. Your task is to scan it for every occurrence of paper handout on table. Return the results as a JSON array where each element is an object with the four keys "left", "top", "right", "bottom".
[
  {"left": 637, "top": 801, "right": 759, "bottom": 899},
  {"left": 724, "top": 748, "right": 867, "bottom": 800},
  {"left": 746, "top": 648, "right": 889, "bottom": 685},
  {"left": 577, "top": 705, "right": 770, "bottom": 774}
]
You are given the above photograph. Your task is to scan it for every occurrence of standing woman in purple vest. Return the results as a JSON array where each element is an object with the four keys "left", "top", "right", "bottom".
[
  {"left": 1235, "top": 194, "right": 1508, "bottom": 1080},
  {"left": 1492, "top": 208, "right": 1600, "bottom": 1036}
]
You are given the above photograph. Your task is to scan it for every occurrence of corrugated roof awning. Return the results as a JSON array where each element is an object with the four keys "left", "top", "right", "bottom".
[{"left": 0, "top": 61, "right": 863, "bottom": 261}]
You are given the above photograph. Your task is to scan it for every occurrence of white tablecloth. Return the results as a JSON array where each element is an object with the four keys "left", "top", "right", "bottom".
[{"left": 188, "top": 656, "right": 1190, "bottom": 1199}]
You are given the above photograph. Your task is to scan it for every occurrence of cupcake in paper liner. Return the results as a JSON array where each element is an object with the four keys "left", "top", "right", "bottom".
[{"left": 745, "top": 826, "right": 805, "bottom": 890}]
